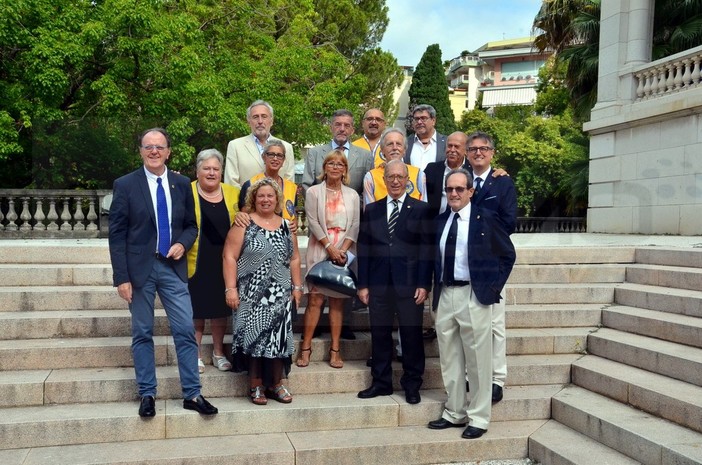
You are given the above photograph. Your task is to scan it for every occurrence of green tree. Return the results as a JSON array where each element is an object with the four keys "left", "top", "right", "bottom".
[
  {"left": 407, "top": 43, "right": 456, "bottom": 135},
  {"left": 0, "top": 0, "right": 402, "bottom": 188},
  {"left": 533, "top": 0, "right": 702, "bottom": 118}
]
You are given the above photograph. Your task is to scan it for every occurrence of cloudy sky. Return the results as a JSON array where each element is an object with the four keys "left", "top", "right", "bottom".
[{"left": 379, "top": 0, "right": 544, "bottom": 67}]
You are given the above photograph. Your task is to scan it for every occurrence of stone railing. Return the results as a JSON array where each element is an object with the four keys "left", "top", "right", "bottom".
[
  {"left": 515, "top": 217, "right": 586, "bottom": 233},
  {"left": 0, "top": 189, "right": 112, "bottom": 238},
  {"left": 0, "top": 189, "right": 586, "bottom": 238},
  {"left": 634, "top": 45, "right": 702, "bottom": 101}
]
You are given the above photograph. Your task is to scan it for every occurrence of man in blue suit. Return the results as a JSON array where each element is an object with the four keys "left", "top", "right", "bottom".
[
  {"left": 356, "top": 160, "right": 434, "bottom": 404},
  {"left": 427, "top": 166, "right": 516, "bottom": 439},
  {"left": 109, "top": 128, "right": 218, "bottom": 417}
]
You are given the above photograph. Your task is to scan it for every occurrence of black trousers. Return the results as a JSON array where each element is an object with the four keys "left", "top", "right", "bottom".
[{"left": 368, "top": 286, "right": 425, "bottom": 392}]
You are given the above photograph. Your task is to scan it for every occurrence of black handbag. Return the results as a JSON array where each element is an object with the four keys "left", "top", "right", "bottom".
[{"left": 306, "top": 260, "right": 357, "bottom": 297}]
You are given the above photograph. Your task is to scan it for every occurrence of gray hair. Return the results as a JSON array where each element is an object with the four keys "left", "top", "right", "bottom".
[
  {"left": 139, "top": 127, "right": 171, "bottom": 148},
  {"left": 466, "top": 131, "right": 494, "bottom": 149},
  {"left": 379, "top": 128, "right": 407, "bottom": 150},
  {"left": 246, "top": 100, "right": 274, "bottom": 119},
  {"left": 384, "top": 159, "right": 408, "bottom": 177},
  {"left": 412, "top": 104, "right": 436, "bottom": 119},
  {"left": 331, "top": 109, "right": 354, "bottom": 123},
  {"left": 262, "top": 140, "right": 286, "bottom": 158},
  {"left": 445, "top": 168, "right": 473, "bottom": 189},
  {"left": 195, "top": 148, "right": 223, "bottom": 171}
]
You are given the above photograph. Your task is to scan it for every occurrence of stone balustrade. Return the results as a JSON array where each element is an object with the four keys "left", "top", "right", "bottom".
[
  {"left": 634, "top": 45, "right": 702, "bottom": 101},
  {"left": 0, "top": 189, "right": 585, "bottom": 238},
  {"left": 0, "top": 189, "right": 111, "bottom": 238}
]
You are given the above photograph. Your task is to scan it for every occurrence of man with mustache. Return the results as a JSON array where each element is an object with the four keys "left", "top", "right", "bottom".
[{"left": 353, "top": 108, "right": 387, "bottom": 168}]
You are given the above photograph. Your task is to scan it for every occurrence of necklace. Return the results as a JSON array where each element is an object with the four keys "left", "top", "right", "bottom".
[{"left": 198, "top": 184, "right": 222, "bottom": 200}]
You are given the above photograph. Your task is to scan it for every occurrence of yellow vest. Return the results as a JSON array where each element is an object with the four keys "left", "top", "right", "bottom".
[
  {"left": 187, "top": 182, "right": 240, "bottom": 279},
  {"left": 352, "top": 137, "right": 384, "bottom": 168},
  {"left": 249, "top": 173, "right": 298, "bottom": 221},
  {"left": 369, "top": 164, "right": 423, "bottom": 201}
]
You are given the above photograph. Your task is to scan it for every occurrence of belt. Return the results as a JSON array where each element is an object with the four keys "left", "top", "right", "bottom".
[
  {"left": 445, "top": 280, "right": 470, "bottom": 287},
  {"left": 154, "top": 252, "right": 169, "bottom": 261}
]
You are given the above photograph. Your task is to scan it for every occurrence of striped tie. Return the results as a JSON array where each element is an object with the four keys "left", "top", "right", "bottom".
[{"left": 388, "top": 199, "right": 399, "bottom": 237}]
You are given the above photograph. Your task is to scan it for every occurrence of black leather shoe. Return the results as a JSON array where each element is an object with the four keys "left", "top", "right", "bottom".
[
  {"left": 357, "top": 385, "right": 393, "bottom": 399},
  {"left": 492, "top": 384, "right": 503, "bottom": 403},
  {"left": 462, "top": 425, "right": 487, "bottom": 439},
  {"left": 138, "top": 395, "right": 156, "bottom": 417},
  {"left": 405, "top": 390, "right": 421, "bottom": 404},
  {"left": 427, "top": 418, "right": 466, "bottom": 429},
  {"left": 183, "top": 395, "right": 218, "bottom": 415},
  {"left": 340, "top": 325, "right": 356, "bottom": 340},
  {"left": 422, "top": 328, "right": 437, "bottom": 340}
]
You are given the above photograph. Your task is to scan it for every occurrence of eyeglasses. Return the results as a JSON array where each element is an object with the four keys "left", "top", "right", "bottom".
[
  {"left": 445, "top": 186, "right": 469, "bottom": 194},
  {"left": 467, "top": 146, "right": 494, "bottom": 154},
  {"left": 141, "top": 145, "right": 168, "bottom": 152},
  {"left": 364, "top": 117, "right": 385, "bottom": 123},
  {"left": 264, "top": 152, "right": 285, "bottom": 159},
  {"left": 384, "top": 174, "right": 408, "bottom": 182},
  {"left": 412, "top": 116, "right": 432, "bottom": 123},
  {"left": 326, "top": 162, "right": 346, "bottom": 168}
]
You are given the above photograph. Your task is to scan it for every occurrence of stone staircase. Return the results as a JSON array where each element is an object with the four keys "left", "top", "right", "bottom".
[
  {"left": 529, "top": 247, "right": 702, "bottom": 465},
  {"left": 0, "top": 241, "right": 701, "bottom": 464}
]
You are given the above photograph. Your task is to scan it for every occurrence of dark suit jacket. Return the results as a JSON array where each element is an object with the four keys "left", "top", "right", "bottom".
[
  {"left": 403, "top": 131, "right": 447, "bottom": 166},
  {"left": 109, "top": 167, "right": 198, "bottom": 288},
  {"left": 433, "top": 190, "right": 516, "bottom": 307},
  {"left": 357, "top": 196, "right": 434, "bottom": 298},
  {"left": 471, "top": 168, "right": 518, "bottom": 235},
  {"left": 301, "top": 142, "right": 373, "bottom": 195},
  {"left": 424, "top": 159, "right": 471, "bottom": 218}
]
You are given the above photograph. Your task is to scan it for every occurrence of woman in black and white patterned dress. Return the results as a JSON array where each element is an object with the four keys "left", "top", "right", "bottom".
[{"left": 223, "top": 178, "right": 303, "bottom": 405}]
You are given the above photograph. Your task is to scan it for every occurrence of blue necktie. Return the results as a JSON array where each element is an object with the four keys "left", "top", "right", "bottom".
[
  {"left": 443, "top": 213, "right": 459, "bottom": 285},
  {"left": 156, "top": 177, "right": 170, "bottom": 256},
  {"left": 474, "top": 177, "right": 482, "bottom": 193},
  {"left": 388, "top": 200, "right": 399, "bottom": 237}
]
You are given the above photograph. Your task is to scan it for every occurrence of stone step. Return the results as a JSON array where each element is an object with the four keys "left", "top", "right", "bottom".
[
  {"left": 614, "top": 282, "right": 702, "bottom": 318},
  {"left": 0, "top": 389, "right": 549, "bottom": 452},
  {"left": 587, "top": 328, "right": 702, "bottom": 387},
  {"left": 603, "top": 305, "right": 702, "bottom": 348},
  {"left": 506, "top": 304, "right": 603, "bottom": 328},
  {"left": 514, "top": 246, "right": 635, "bottom": 265},
  {"left": 0, "top": 355, "right": 574, "bottom": 407},
  {"left": 0, "top": 305, "right": 601, "bottom": 339},
  {"left": 0, "top": 264, "right": 113, "bottom": 287},
  {"left": 0, "top": 283, "right": 615, "bottom": 312},
  {"left": 634, "top": 247, "right": 702, "bottom": 270},
  {"left": 0, "top": 240, "right": 111, "bottom": 264},
  {"left": 552, "top": 385, "right": 702, "bottom": 465},
  {"left": 0, "top": 325, "right": 590, "bottom": 370},
  {"left": 626, "top": 264, "right": 702, "bottom": 292},
  {"left": 0, "top": 263, "right": 627, "bottom": 287},
  {"left": 572, "top": 355, "right": 702, "bottom": 434},
  {"left": 529, "top": 419, "right": 642, "bottom": 465},
  {"left": 0, "top": 419, "right": 547, "bottom": 465}
]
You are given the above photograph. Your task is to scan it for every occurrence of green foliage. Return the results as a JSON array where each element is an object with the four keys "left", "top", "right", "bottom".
[
  {"left": 0, "top": 0, "right": 402, "bottom": 188},
  {"left": 458, "top": 106, "right": 588, "bottom": 216},
  {"left": 408, "top": 44, "right": 456, "bottom": 135}
]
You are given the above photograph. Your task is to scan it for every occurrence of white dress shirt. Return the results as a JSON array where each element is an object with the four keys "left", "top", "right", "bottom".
[
  {"left": 439, "top": 203, "right": 471, "bottom": 282},
  {"left": 143, "top": 166, "right": 173, "bottom": 249}
]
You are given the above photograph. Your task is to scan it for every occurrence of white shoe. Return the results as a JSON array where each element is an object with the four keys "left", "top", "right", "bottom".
[
  {"left": 198, "top": 358, "right": 205, "bottom": 374},
  {"left": 212, "top": 353, "right": 232, "bottom": 371}
]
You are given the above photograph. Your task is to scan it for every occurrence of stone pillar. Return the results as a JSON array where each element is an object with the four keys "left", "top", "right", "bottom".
[{"left": 591, "top": 0, "right": 654, "bottom": 118}]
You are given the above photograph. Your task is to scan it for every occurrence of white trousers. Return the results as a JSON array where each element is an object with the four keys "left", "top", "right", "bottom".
[{"left": 435, "top": 284, "right": 492, "bottom": 429}]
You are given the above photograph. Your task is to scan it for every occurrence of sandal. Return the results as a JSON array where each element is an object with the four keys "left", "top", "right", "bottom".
[
  {"left": 249, "top": 385, "right": 267, "bottom": 405},
  {"left": 329, "top": 348, "right": 344, "bottom": 369},
  {"left": 212, "top": 353, "right": 232, "bottom": 372},
  {"left": 266, "top": 384, "right": 293, "bottom": 403},
  {"left": 295, "top": 346, "right": 312, "bottom": 367},
  {"left": 197, "top": 358, "right": 205, "bottom": 374}
]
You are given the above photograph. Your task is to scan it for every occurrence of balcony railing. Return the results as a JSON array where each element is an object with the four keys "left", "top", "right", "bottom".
[
  {"left": 0, "top": 189, "right": 111, "bottom": 238},
  {"left": 633, "top": 45, "right": 702, "bottom": 101},
  {"left": 0, "top": 190, "right": 586, "bottom": 238}
]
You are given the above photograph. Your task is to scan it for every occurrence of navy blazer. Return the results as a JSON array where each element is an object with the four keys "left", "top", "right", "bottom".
[
  {"left": 423, "top": 159, "right": 471, "bottom": 218},
  {"left": 403, "top": 131, "right": 447, "bottom": 166},
  {"left": 109, "top": 167, "right": 198, "bottom": 287},
  {"left": 471, "top": 169, "right": 518, "bottom": 235},
  {"left": 433, "top": 199, "right": 516, "bottom": 307},
  {"left": 357, "top": 196, "right": 434, "bottom": 298}
]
